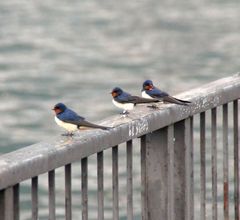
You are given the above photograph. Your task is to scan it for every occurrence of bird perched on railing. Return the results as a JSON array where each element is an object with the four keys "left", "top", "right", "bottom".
[
  {"left": 142, "top": 80, "right": 191, "bottom": 106},
  {"left": 52, "top": 103, "right": 110, "bottom": 136},
  {"left": 111, "top": 87, "right": 159, "bottom": 115}
]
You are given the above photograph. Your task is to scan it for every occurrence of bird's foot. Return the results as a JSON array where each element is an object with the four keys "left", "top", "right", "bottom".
[
  {"left": 120, "top": 111, "right": 130, "bottom": 117},
  {"left": 147, "top": 104, "right": 159, "bottom": 109},
  {"left": 61, "top": 132, "right": 74, "bottom": 137}
]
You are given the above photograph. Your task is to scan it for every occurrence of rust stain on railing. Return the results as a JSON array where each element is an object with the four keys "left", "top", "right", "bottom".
[{"left": 224, "top": 181, "right": 229, "bottom": 220}]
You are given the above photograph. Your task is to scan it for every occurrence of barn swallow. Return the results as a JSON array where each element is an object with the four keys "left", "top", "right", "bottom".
[
  {"left": 111, "top": 87, "right": 159, "bottom": 115},
  {"left": 52, "top": 103, "right": 110, "bottom": 136},
  {"left": 142, "top": 80, "right": 191, "bottom": 106}
]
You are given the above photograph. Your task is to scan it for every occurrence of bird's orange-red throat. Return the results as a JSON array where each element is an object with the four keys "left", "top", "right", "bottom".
[
  {"left": 144, "top": 84, "right": 154, "bottom": 90},
  {"left": 111, "top": 91, "right": 118, "bottom": 98},
  {"left": 52, "top": 107, "right": 62, "bottom": 115}
]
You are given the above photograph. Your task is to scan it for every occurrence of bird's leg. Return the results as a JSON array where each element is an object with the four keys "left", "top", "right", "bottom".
[
  {"left": 69, "top": 132, "right": 74, "bottom": 137},
  {"left": 147, "top": 104, "right": 159, "bottom": 109},
  {"left": 61, "top": 132, "right": 74, "bottom": 136},
  {"left": 120, "top": 110, "right": 130, "bottom": 117},
  {"left": 61, "top": 133, "right": 68, "bottom": 136}
]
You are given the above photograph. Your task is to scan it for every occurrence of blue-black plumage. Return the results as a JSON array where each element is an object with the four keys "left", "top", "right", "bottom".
[
  {"left": 52, "top": 103, "right": 110, "bottom": 136},
  {"left": 111, "top": 87, "right": 159, "bottom": 114},
  {"left": 142, "top": 80, "right": 191, "bottom": 106}
]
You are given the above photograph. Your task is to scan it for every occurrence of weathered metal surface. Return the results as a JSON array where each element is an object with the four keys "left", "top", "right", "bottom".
[
  {"left": 174, "top": 121, "right": 185, "bottom": 219},
  {"left": 97, "top": 151, "right": 104, "bottom": 220},
  {"left": 65, "top": 164, "right": 72, "bottom": 220},
  {"left": 112, "top": 146, "right": 119, "bottom": 220},
  {"left": 0, "top": 187, "right": 19, "bottom": 220},
  {"left": 233, "top": 100, "right": 239, "bottom": 220},
  {"left": 0, "top": 190, "right": 5, "bottom": 219},
  {"left": 145, "top": 127, "right": 168, "bottom": 220},
  {"left": 126, "top": 140, "right": 133, "bottom": 220},
  {"left": 200, "top": 112, "right": 206, "bottom": 220},
  {"left": 31, "top": 177, "right": 38, "bottom": 220},
  {"left": 173, "top": 119, "right": 194, "bottom": 220},
  {"left": 13, "top": 184, "right": 19, "bottom": 220},
  {"left": 4, "top": 187, "right": 14, "bottom": 220},
  {"left": 140, "top": 136, "right": 147, "bottom": 220},
  {"left": 0, "top": 191, "right": 5, "bottom": 219},
  {"left": 211, "top": 108, "right": 218, "bottom": 220},
  {"left": 0, "top": 74, "right": 240, "bottom": 189},
  {"left": 167, "top": 125, "right": 174, "bottom": 220},
  {"left": 223, "top": 104, "right": 229, "bottom": 220},
  {"left": 184, "top": 118, "right": 194, "bottom": 220},
  {"left": 81, "top": 158, "right": 88, "bottom": 220},
  {"left": 48, "top": 170, "right": 56, "bottom": 220}
]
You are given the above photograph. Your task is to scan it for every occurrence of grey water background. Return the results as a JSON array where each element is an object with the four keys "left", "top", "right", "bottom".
[{"left": 0, "top": 0, "right": 239, "bottom": 219}]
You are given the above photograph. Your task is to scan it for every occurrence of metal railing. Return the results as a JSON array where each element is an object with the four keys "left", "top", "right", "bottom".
[{"left": 0, "top": 74, "right": 239, "bottom": 220}]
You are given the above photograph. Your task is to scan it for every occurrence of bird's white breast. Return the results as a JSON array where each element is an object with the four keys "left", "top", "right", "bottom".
[
  {"left": 141, "top": 91, "right": 154, "bottom": 99},
  {"left": 112, "top": 99, "right": 134, "bottom": 111},
  {"left": 55, "top": 116, "right": 78, "bottom": 132}
]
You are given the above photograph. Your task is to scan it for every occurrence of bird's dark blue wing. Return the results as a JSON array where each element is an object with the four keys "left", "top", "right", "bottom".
[
  {"left": 114, "top": 91, "right": 134, "bottom": 103},
  {"left": 145, "top": 86, "right": 191, "bottom": 105},
  {"left": 57, "top": 109, "right": 110, "bottom": 129},
  {"left": 146, "top": 87, "right": 169, "bottom": 98},
  {"left": 57, "top": 108, "right": 85, "bottom": 122},
  {"left": 115, "top": 91, "right": 159, "bottom": 104}
]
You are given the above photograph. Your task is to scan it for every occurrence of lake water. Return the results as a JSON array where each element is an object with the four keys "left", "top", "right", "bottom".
[{"left": 0, "top": 0, "right": 239, "bottom": 219}]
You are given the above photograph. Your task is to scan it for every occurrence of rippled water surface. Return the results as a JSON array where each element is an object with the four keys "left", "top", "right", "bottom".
[{"left": 0, "top": 0, "right": 239, "bottom": 219}]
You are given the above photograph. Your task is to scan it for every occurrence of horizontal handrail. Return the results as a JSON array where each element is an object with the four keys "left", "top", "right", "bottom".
[{"left": 0, "top": 73, "right": 239, "bottom": 190}]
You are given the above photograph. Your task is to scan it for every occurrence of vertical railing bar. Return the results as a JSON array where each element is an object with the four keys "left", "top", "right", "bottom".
[
  {"left": 0, "top": 186, "right": 20, "bottom": 220},
  {"left": 0, "top": 190, "right": 5, "bottom": 219},
  {"left": 32, "top": 176, "right": 38, "bottom": 220},
  {"left": 190, "top": 116, "right": 194, "bottom": 220},
  {"left": 13, "top": 184, "right": 20, "bottom": 220},
  {"left": 48, "top": 170, "right": 56, "bottom": 220},
  {"left": 127, "top": 140, "right": 133, "bottom": 220},
  {"left": 200, "top": 112, "right": 206, "bottom": 220},
  {"left": 167, "top": 125, "right": 174, "bottom": 220},
  {"left": 185, "top": 118, "right": 191, "bottom": 220},
  {"left": 233, "top": 100, "right": 239, "bottom": 220},
  {"left": 141, "top": 136, "right": 147, "bottom": 220},
  {"left": 185, "top": 117, "right": 194, "bottom": 220},
  {"left": 223, "top": 104, "right": 229, "bottom": 220},
  {"left": 65, "top": 164, "right": 72, "bottom": 220},
  {"left": 112, "top": 146, "right": 119, "bottom": 220},
  {"left": 97, "top": 151, "right": 104, "bottom": 220},
  {"left": 4, "top": 187, "right": 14, "bottom": 220},
  {"left": 211, "top": 108, "right": 218, "bottom": 220},
  {"left": 82, "top": 157, "right": 88, "bottom": 220}
]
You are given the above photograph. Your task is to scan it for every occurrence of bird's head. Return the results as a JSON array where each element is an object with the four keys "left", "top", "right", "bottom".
[
  {"left": 111, "top": 87, "right": 123, "bottom": 98},
  {"left": 143, "top": 80, "right": 154, "bottom": 90},
  {"left": 52, "top": 103, "right": 67, "bottom": 114}
]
